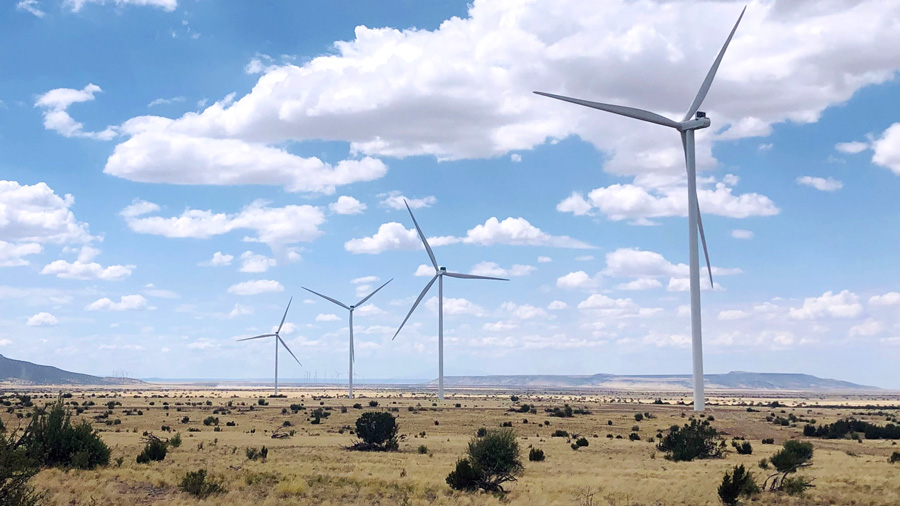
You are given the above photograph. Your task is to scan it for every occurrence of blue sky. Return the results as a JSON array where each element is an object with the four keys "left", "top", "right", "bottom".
[{"left": 2, "top": 0, "right": 899, "bottom": 388}]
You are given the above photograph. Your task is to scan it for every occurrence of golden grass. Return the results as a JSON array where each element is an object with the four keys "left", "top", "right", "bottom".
[{"left": 1, "top": 387, "right": 899, "bottom": 505}]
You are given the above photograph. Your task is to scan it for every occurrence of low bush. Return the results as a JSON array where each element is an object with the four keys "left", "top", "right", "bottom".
[
  {"left": 246, "top": 446, "right": 268, "bottom": 461},
  {"left": 890, "top": 451, "right": 900, "bottom": 464},
  {"left": 656, "top": 418, "right": 723, "bottom": 462},
  {"left": 26, "top": 398, "right": 110, "bottom": 469},
  {"left": 528, "top": 447, "right": 545, "bottom": 461},
  {"left": 717, "top": 464, "right": 759, "bottom": 505},
  {"left": 447, "top": 429, "right": 522, "bottom": 493},
  {"left": 136, "top": 436, "right": 167, "bottom": 464},
  {"left": 551, "top": 430, "right": 569, "bottom": 438},
  {"left": 350, "top": 412, "right": 398, "bottom": 451},
  {"left": 575, "top": 437, "right": 588, "bottom": 447},
  {"left": 178, "top": 469, "right": 225, "bottom": 498},
  {"left": 417, "top": 445, "right": 428, "bottom": 454}
]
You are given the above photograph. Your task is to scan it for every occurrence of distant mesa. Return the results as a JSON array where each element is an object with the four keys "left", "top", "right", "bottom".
[
  {"left": 434, "top": 371, "right": 879, "bottom": 392},
  {"left": 0, "top": 354, "right": 143, "bottom": 386}
]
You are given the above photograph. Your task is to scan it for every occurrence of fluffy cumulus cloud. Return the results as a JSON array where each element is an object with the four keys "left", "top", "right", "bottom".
[
  {"left": 101, "top": 0, "right": 900, "bottom": 178},
  {"left": 16, "top": 0, "right": 45, "bottom": 17},
  {"left": 426, "top": 296, "right": 485, "bottom": 316},
  {"left": 870, "top": 123, "right": 900, "bottom": 175},
  {"left": 603, "top": 248, "right": 740, "bottom": 282},
  {"left": 27, "top": 312, "right": 58, "bottom": 326},
  {"left": 380, "top": 192, "right": 436, "bottom": 210},
  {"left": 557, "top": 177, "right": 779, "bottom": 223},
  {"left": 35, "top": 84, "right": 117, "bottom": 140},
  {"left": 469, "top": 261, "right": 535, "bottom": 277},
  {"left": 869, "top": 292, "right": 900, "bottom": 306},
  {"left": 85, "top": 294, "right": 148, "bottom": 311},
  {"left": 200, "top": 251, "right": 233, "bottom": 267},
  {"left": 239, "top": 251, "right": 276, "bottom": 273},
  {"left": 63, "top": 0, "right": 176, "bottom": 12},
  {"left": 502, "top": 301, "right": 549, "bottom": 320},
  {"left": 41, "top": 260, "right": 134, "bottom": 280},
  {"left": 0, "top": 241, "right": 42, "bottom": 267},
  {"left": 731, "top": 229, "right": 754, "bottom": 239},
  {"left": 315, "top": 313, "right": 341, "bottom": 322},
  {"left": 345, "top": 216, "right": 589, "bottom": 254},
  {"left": 227, "top": 279, "right": 284, "bottom": 295},
  {"left": 0, "top": 181, "right": 94, "bottom": 244},
  {"left": 556, "top": 271, "right": 599, "bottom": 290},
  {"left": 547, "top": 300, "right": 567, "bottom": 310},
  {"left": 789, "top": 290, "right": 864, "bottom": 320},
  {"left": 121, "top": 199, "right": 325, "bottom": 247},
  {"left": 796, "top": 176, "right": 843, "bottom": 192},
  {"left": 329, "top": 196, "right": 367, "bottom": 215},
  {"left": 614, "top": 277, "right": 662, "bottom": 291}
]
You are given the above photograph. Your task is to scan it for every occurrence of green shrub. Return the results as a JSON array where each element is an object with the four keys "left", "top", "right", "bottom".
[
  {"left": 448, "top": 429, "right": 522, "bottom": 493},
  {"left": 26, "top": 399, "right": 110, "bottom": 469},
  {"left": 551, "top": 430, "right": 569, "bottom": 438},
  {"left": 575, "top": 437, "right": 588, "bottom": 447},
  {"left": 634, "top": 413, "right": 644, "bottom": 422},
  {"left": 178, "top": 469, "right": 225, "bottom": 498},
  {"left": 656, "top": 418, "right": 723, "bottom": 462},
  {"left": 351, "top": 412, "right": 398, "bottom": 451},
  {"left": 136, "top": 437, "right": 167, "bottom": 464},
  {"left": 732, "top": 440, "right": 752, "bottom": 455},
  {"left": 717, "top": 464, "right": 759, "bottom": 505},
  {"left": 770, "top": 440, "right": 813, "bottom": 473},
  {"left": 890, "top": 451, "right": 900, "bottom": 464},
  {"left": 170, "top": 433, "right": 182, "bottom": 448},
  {"left": 368, "top": 400, "right": 378, "bottom": 408},
  {"left": 476, "top": 427, "right": 487, "bottom": 437},
  {"left": 528, "top": 448, "right": 545, "bottom": 461},
  {"left": 246, "top": 446, "right": 268, "bottom": 461},
  {"left": 1, "top": 422, "right": 42, "bottom": 506},
  {"left": 629, "top": 432, "right": 641, "bottom": 441},
  {"left": 417, "top": 445, "right": 428, "bottom": 454},
  {"left": 202, "top": 416, "right": 218, "bottom": 426},
  {"left": 781, "top": 476, "right": 813, "bottom": 496}
]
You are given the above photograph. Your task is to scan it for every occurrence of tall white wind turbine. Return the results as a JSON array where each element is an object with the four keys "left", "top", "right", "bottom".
[
  {"left": 534, "top": 7, "right": 746, "bottom": 411},
  {"left": 236, "top": 297, "right": 302, "bottom": 396},
  {"left": 393, "top": 201, "right": 508, "bottom": 400},
  {"left": 301, "top": 279, "right": 392, "bottom": 399}
]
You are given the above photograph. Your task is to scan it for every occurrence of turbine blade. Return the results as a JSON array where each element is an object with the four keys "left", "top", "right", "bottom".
[
  {"left": 356, "top": 278, "right": 393, "bottom": 307},
  {"left": 301, "top": 287, "right": 350, "bottom": 310},
  {"left": 681, "top": 131, "right": 714, "bottom": 289},
  {"left": 444, "top": 272, "right": 508, "bottom": 281},
  {"left": 277, "top": 297, "right": 293, "bottom": 334},
  {"left": 392, "top": 275, "right": 437, "bottom": 341},
  {"left": 405, "top": 200, "right": 438, "bottom": 270},
  {"left": 695, "top": 195, "right": 714, "bottom": 288},
  {"left": 682, "top": 6, "right": 746, "bottom": 122},
  {"left": 237, "top": 333, "right": 276, "bottom": 342},
  {"left": 533, "top": 91, "right": 680, "bottom": 129},
  {"left": 277, "top": 335, "right": 302, "bottom": 367}
]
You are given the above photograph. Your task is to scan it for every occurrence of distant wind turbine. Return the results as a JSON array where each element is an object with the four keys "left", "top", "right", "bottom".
[
  {"left": 301, "top": 279, "right": 392, "bottom": 398},
  {"left": 393, "top": 200, "right": 508, "bottom": 400},
  {"left": 236, "top": 298, "right": 302, "bottom": 396},
  {"left": 534, "top": 7, "right": 746, "bottom": 412}
]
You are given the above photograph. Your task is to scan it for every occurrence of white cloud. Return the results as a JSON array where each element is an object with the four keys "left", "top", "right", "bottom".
[
  {"left": 731, "top": 229, "right": 754, "bottom": 239},
  {"left": 64, "top": 0, "right": 176, "bottom": 12},
  {"left": 316, "top": 313, "right": 341, "bottom": 322},
  {"left": 105, "top": 130, "right": 387, "bottom": 194},
  {"left": 143, "top": 284, "right": 178, "bottom": 298},
  {"left": 849, "top": 319, "right": 883, "bottom": 337},
  {"left": 85, "top": 294, "right": 147, "bottom": 311},
  {"left": 227, "top": 279, "right": 284, "bottom": 295},
  {"left": 148, "top": 96, "right": 185, "bottom": 108},
  {"left": 796, "top": 176, "right": 843, "bottom": 192},
  {"left": 0, "top": 241, "right": 42, "bottom": 267},
  {"left": 345, "top": 222, "right": 422, "bottom": 254},
  {"left": 510, "top": 154, "right": 522, "bottom": 162},
  {"left": 329, "top": 195, "right": 367, "bottom": 215},
  {"left": 187, "top": 338, "right": 217, "bottom": 350},
  {"left": 559, "top": 179, "right": 779, "bottom": 222},
  {"left": 717, "top": 309, "right": 749, "bottom": 320},
  {"left": 380, "top": 191, "right": 436, "bottom": 210},
  {"left": 483, "top": 321, "right": 518, "bottom": 332},
  {"left": 869, "top": 292, "right": 900, "bottom": 306},
  {"left": 17, "top": 0, "right": 45, "bottom": 17},
  {"left": 555, "top": 271, "right": 598, "bottom": 290},
  {"left": 426, "top": 296, "right": 484, "bottom": 316},
  {"left": 835, "top": 141, "right": 869, "bottom": 154},
  {"left": 470, "top": 261, "right": 535, "bottom": 277},
  {"left": 758, "top": 143, "right": 773, "bottom": 152},
  {"left": 200, "top": 251, "right": 233, "bottom": 267},
  {"left": 352, "top": 275, "right": 379, "bottom": 284},
  {"left": 576, "top": 294, "right": 654, "bottom": 319},
  {"left": 414, "top": 264, "right": 435, "bottom": 277},
  {"left": 34, "top": 84, "right": 117, "bottom": 140},
  {"left": 0, "top": 181, "right": 94, "bottom": 244},
  {"left": 604, "top": 247, "right": 740, "bottom": 280},
  {"left": 547, "top": 300, "right": 567, "bottom": 310},
  {"left": 788, "top": 290, "right": 863, "bottom": 320},
  {"left": 614, "top": 277, "right": 662, "bottom": 291},
  {"left": 502, "top": 301, "right": 549, "bottom": 320},
  {"left": 239, "top": 251, "right": 276, "bottom": 273},
  {"left": 228, "top": 304, "right": 253, "bottom": 318},
  {"left": 871, "top": 123, "right": 900, "bottom": 175},
  {"left": 667, "top": 277, "right": 720, "bottom": 292},
  {"left": 27, "top": 312, "right": 58, "bottom": 326},
  {"left": 41, "top": 260, "right": 134, "bottom": 280},
  {"left": 0, "top": 339, "right": 11, "bottom": 346},
  {"left": 122, "top": 199, "right": 325, "bottom": 246},
  {"left": 537, "top": 256, "right": 552, "bottom": 263}
]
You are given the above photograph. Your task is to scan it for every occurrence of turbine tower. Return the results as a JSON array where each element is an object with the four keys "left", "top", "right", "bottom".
[
  {"left": 236, "top": 297, "right": 302, "bottom": 396},
  {"left": 302, "top": 279, "right": 392, "bottom": 399},
  {"left": 393, "top": 200, "right": 508, "bottom": 400},
  {"left": 534, "top": 7, "right": 746, "bottom": 411}
]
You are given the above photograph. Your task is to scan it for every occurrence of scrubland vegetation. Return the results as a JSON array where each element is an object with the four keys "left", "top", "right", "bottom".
[{"left": 0, "top": 388, "right": 899, "bottom": 505}]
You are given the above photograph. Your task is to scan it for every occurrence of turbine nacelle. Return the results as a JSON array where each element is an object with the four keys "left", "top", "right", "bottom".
[
  {"left": 438, "top": 267, "right": 447, "bottom": 274},
  {"left": 679, "top": 116, "right": 711, "bottom": 132}
]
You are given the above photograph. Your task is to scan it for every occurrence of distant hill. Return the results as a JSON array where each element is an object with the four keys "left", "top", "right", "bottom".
[
  {"left": 0, "top": 354, "right": 142, "bottom": 386},
  {"left": 436, "top": 371, "right": 878, "bottom": 392}
]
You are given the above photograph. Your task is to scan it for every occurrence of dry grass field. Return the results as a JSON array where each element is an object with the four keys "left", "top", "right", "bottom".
[{"left": 2, "top": 385, "right": 899, "bottom": 505}]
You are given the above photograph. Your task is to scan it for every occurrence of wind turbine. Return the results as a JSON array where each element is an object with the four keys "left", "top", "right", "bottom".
[
  {"left": 301, "top": 279, "right": 392, "bottom": 399},
  {"left": 534, "top": 7, "right": 746, "bottom": 412},
  {"left": 393, "top": 201, "right": 508, "bottom": 400},
  {"left": 236, "top": 298, "right": 302, "bottom": 396}
]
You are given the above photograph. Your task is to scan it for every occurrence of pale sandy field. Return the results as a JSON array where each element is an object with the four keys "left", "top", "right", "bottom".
[{"left": 2, "top": 385, "right": 899, "bottom": 505}]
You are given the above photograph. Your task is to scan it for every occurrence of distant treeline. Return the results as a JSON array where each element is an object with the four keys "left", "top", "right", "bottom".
[{"left": 803, "top": 419, "right": 900, "bottom": 440}]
